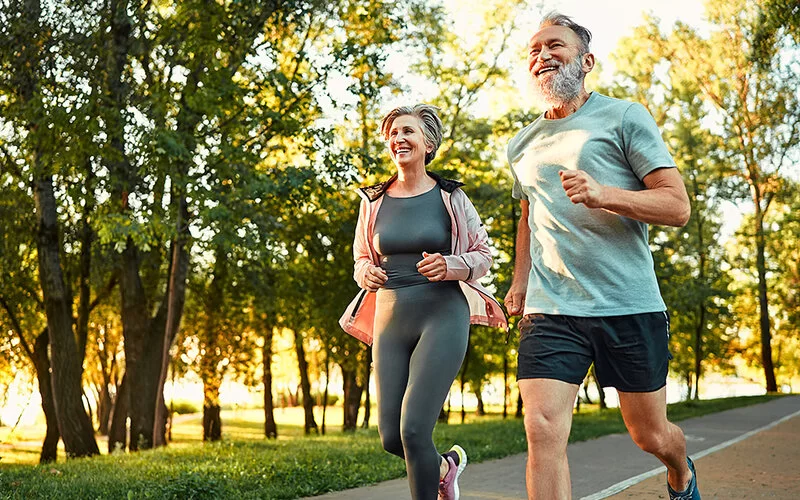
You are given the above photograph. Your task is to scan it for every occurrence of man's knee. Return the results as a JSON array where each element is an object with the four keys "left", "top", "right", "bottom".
[
  {"left": 629, "top": 423, "right": 676, "bottom": 456},
  {"left": 524, "top": 409, "right": 569, "bottom": 450}
]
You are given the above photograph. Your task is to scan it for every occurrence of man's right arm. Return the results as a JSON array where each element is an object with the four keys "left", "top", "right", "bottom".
[{"left": 504, "top": 199, "right": 531, "bottom": 316}]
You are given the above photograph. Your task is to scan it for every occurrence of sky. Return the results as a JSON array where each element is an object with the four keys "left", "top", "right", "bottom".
[{"left": 515, "top": 0, "right": 708, "bottom": 63}]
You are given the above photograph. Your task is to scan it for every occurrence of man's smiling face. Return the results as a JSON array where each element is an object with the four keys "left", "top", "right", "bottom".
[{"left": 527, "top": 25, "right": 591, "bottom": 107}]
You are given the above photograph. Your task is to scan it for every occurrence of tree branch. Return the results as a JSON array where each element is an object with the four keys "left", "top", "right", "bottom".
[
  {"left": 0, "top": 295, "right": 35, "bottom": 360},
  {"left": 89, "top": 275, "right": 119, "bottom": 313}
]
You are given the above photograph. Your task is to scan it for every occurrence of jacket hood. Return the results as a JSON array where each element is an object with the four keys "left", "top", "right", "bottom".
[{"left": 359, "top": 171, "right": 464, "bottom": 202}]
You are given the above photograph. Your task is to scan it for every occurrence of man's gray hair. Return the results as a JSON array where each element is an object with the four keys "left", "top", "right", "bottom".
[
  {"left": 540, "top": 12, "right": 592, "bottom": 55},
  {"left": 380, "top": 104, "right": 443, "bottom": 165}
]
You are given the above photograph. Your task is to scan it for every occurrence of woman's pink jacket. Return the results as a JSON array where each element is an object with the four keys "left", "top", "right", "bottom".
[{"left": 339, "top": 174, "right": 508, "bottom": 345}]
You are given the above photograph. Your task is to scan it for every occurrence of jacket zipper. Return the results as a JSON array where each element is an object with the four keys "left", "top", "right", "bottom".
[{"left": 350, "top": 289, "right": 368, "bottom": 320}]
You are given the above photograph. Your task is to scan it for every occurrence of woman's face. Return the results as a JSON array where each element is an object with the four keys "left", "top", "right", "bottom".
[{"left": 386, "top": 115, "right": 431, "bottom": 169}]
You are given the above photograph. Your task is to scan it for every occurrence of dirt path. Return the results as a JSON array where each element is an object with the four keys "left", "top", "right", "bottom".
[{"left": 606, "top": 414, "right": 800, "bottom": 499}]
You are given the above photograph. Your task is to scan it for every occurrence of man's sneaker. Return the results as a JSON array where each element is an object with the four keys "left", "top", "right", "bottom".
[
  {"left": 668, "top": 457, "right": 701, "bottom": 500},
  {"left": 438, "top": 445, "right": 467, "bottom": 500}
]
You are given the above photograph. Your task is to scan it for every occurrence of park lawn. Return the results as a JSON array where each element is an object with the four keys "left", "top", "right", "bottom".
[{"left": 0, "top": 395, "right": 780, "bottom": 499}]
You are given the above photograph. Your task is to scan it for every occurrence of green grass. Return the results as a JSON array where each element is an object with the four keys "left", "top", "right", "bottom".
[{"left": 0, "top": 395, "right": 782, "bottom": 499}]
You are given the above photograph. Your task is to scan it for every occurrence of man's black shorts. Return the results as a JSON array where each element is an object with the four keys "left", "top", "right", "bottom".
[{"left": 516, "top": 312, "right": 671, "bottom": 392}]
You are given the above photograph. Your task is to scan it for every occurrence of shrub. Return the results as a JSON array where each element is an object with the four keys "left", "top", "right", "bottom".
[{"left": 170, "top": 400, "right": 200, "bottom": 415}]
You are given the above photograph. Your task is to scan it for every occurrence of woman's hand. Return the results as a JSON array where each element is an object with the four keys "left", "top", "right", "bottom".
[
  {"left": 417, "top": 252, "right": 447, "bottom": 282},
  {"left": 364, "top": 264, "right": 388, "bottom": 292}
]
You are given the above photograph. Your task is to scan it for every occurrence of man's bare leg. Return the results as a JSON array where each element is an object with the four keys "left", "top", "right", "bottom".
[
  {"left": 519, "top": 378, "right": 579, "bottom": 500},
  {"left": 618, "top": 388, "right": 693, "bottom": 491}
]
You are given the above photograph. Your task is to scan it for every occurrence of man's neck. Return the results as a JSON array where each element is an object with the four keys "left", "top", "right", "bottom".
[{"left": 545, "top": 89, "right": 591, "bottom": 120}]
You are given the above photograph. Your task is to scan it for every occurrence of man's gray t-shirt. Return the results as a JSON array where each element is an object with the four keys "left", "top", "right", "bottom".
[{"left": 507, "top": 92, "right": 673, "bottom": 317}]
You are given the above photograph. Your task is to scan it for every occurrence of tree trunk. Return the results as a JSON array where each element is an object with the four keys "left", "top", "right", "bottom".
[
  {"left": 134, "top": 336, "right": 168, "bottom": 449},
  {"left": 83, "top": 392, "right": 94, "bottom": 426},
  {"left": 475, "top": 387, "right": 485, "bottom": 416},
  {"left": 591, "top": 365, "right": 607, "bottom": 410},
  {"left": 34, "top": 175, "right": 99, "bottom": 458},
  {"left": 693, "top": 307, "right": 705, "bottom": 400},
  {"left": 96, "top": 347, "right": 116, "bottom": 436},
  {"left": 202, "top": 404, "right": 222, "bottom": 441},
  {"left": 153, "top": 202, "right": 190, "bottom": 446},
  {"left": 202, "top": 375, "right": 223, "bottom": 441},
  {"left": 262, "top": 318, "right": 277, "bottom": 439},
  {"left": 754, "top": 210, "right": 777, "bottom": 391},
  {"left": 507, "top": 199, "right": 518, "bottom": 421},
  {"left": 460, "top": 374, "right": 467, "bottom": 424},
  {"left": 122, "top": 242, "right": 187, "bottom": 451},
  {"left": 76, "top": 165, "right": 95, "bottom": 365},
  {"left": 108, "top": 372, "right": 129, "bottom": 453},
  {"left": 361, "top": 348, "right": 372, "bottom": 429},
  {"left": 97, "top": 382, "right": 112, "bottom": 436},
  {"left": 341, "top": 367, "right": 363, "bottom": 432},
  {"left": 200, "top": 251, "right": 225, "bottom": 442},
  {"left": 503, "top": 350, "right": 509, "bottom": 419},
  {"left": 32, "top": 329, "right": 59, "bottom": 463},
  {"left": 294, "top": 331, "right": 318, "bottom": 434},
  {"left": 322, "top": 351, "right": 329, "bottom": 435},
  {"left": 581, "top": 378, "right": 593, "bottom": 405},
  {"left": 123, "top": 307, "right": 161, "bottom": 451},
  {"left": 692, "top": 175, "right": 705, "bottom": 401}
]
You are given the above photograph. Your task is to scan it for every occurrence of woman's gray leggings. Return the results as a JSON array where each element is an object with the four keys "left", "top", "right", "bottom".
[{"left": 373, "top": 281, "right": 469, "bottom": 500}]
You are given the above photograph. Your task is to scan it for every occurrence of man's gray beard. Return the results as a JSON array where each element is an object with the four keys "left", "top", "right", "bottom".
[{"left": 531, "top": 57, "right": 585, "bottom": 108}]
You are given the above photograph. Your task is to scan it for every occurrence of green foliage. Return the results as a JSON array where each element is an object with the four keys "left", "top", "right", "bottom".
[
  {"left": 730, "top": 182, "right": 800, "bottom": 383},
  {"left": 606, "top": 0, "right": 800, "bottom": 392},
  {"left": 170, "top": 400, "right": 201, "bottom": 415},
  {"left": 752, "top": 0, "right": 800, "bottom": 64},
  {"left": 159, "top": 472, "right": 222, "bottom": 500}
]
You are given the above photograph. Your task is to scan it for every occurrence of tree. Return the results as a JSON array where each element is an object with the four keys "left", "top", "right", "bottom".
[
  {"left": 609, "top": 0, "right": 800, "bottom": 392},
  {"left": 415, "top": 0, "right": 528, "bottom": 416},
  {"left": 764, "top": 183, "right": 800, "bottom": 386},
  {"left": 753, "top": 0, "right": 800, "bottom": 65},
  {"left": 600, "top": 61, "right": 737, "bottom": 398},
  {"left": 0, "top": 0, "right": 100, "bottom": 458},
  {"left": 730, "top": 182, "right": 800, "bottom": 388},
  {"left": 96, "top": 0, "right": 334, "bottom": 450}
]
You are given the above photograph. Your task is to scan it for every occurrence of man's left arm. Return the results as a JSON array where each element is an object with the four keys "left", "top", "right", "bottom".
[{"left": 559, "top": 166, "right": 691, "bottom": 227}]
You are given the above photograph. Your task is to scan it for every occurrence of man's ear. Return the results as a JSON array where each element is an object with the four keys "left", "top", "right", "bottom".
[{"left": 582, "top": 52, "right": 595, "bottom": 74}]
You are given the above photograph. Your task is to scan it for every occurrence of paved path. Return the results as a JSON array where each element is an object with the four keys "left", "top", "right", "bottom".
[{"left": 306, "top": 395, "right": 800, "bottom": 499}]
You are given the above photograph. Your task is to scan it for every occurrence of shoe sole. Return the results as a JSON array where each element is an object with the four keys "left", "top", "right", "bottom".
[{"left": 450, "top": 445, "right": 467, "bottom": 500}]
